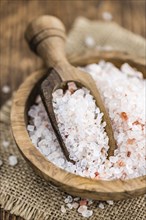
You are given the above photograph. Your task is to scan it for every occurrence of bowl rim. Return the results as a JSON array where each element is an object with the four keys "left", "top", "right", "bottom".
[{"left": 11, "top": 51, "right": 146, "bottom": 200}]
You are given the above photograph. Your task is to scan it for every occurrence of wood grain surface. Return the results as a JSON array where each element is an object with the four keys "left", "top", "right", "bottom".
[{"left": 0, "top": 0, "right": 146, "bottom": 219}]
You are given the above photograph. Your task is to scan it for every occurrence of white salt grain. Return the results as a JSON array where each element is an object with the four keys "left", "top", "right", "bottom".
[
  {"left": 85, "top": 36, "right": 96, "bottom": 48},
  {"left": 78, "top": 205, "right": 87, "bottom": 214},
  {"left": 2, "top": 140, "right": 10, "bottom": 148},
  {"left": 102, "top": 12, "right": 113, "bottom": 21},
  {"left": 106, "top": 200, "right": 114, "bottom": 205},
  {"left": 27, "top": 125, "right": 35, "bottom": 132},
  {"left": 2, "top": 85, "right": 11, "bottom": 94},
  {"left": 72, "top": 202, "right": 79, "bottom": 209},
  {"left": 61, "top": 205, "right": 66, "bottom": 213},
  {"left": 74, "top": 197, "right": 80, "bottom": 201},
  {"left": 8, "top": 155, "right": 18, "bottom": 166},
  {"left": 82, "top": 210, "right": 93, "bottom": 218},
  {"left": 64, "top": 195, "right": 73, "bottom": 203},
  {"left": 98, "top": 202, "right": 104, "bottom": 209},
  {"left": 88, "top": 200, "right": 93, "bottom": 206},
  {"left": 66, "top": 203, "right": 73, "bottom": 209}
]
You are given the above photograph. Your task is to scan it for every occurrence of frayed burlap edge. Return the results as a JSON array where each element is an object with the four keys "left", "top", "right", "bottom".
[{"left": 0, "top": 193, "right": 49, "bottom": 220}]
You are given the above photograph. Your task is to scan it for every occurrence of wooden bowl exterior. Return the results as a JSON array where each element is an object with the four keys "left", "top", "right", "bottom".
[{"left": 11, "top": 51, "right": 146, "bottom": 201}]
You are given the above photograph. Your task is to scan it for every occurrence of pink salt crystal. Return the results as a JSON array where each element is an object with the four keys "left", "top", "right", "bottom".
[
  {"left": 120, "top": 112, "right": 128, "bottom": 121},
  {"left": 132, "top": 121, "right": 144, "bottom": 130},
  {"left": 132, "top": 120, "right": 141, "bottom": 125},
  {"left": 118, "top": 160, "right": 125, "bottom": 167},
  {"left": 68, "top": 82, "right": 77, "bottom": 94},
  {"left": 127, "top": 151, "right": 131, "bottom": 157},
  {"left": 121, "top": 172, "right": 127, "bottom": 179},
  {"left": 79, "top": 199, "right": 87, "bottom": 206},
  {"left": 127, "top": 138, "right": 135, "bottom": 145},
  {"left": 95, "top": 171, "right": 99, "bottom": 177}
]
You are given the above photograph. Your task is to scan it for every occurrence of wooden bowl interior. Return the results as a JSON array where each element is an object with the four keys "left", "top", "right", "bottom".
[{"left": 11, "top": 51, "right": 146, "bottom": 201}]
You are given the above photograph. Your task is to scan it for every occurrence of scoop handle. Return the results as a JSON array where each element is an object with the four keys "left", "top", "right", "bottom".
[{"left": 25, "top": 16, "right": 69, "bottom": 68}]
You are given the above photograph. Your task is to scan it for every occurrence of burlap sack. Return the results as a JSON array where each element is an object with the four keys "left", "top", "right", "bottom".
[{"left": 0, "top": 17, "right": 146, "bottom": 220}]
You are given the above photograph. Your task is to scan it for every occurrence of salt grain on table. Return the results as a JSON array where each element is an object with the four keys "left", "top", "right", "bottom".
[
  {"left": 64, "top": 195, "right": 73, "bottom": 203},
  {"left": 2, "top": 140, "right": 10, "bottom": 148},
  {"left": 82, "top": 210, "right": 93, "bottom": 218},
  {"left": 85, "top": 36, "right": 96, "bottom": 48},
  {"left": 72, "top": 202, "right": 79, "bottom": 209},
  {"left": 8, "top": 155, "right": 18, "bottom": 166},
  {"left": 106, "top": 200, "right": 114, "bottom": 205},
  {"left": 98, "top": 202, "right": 105, "bottom": 209},
  {"left": 102, "top": 12, "right": 113, "bottom": 21},
  {"left": 78, "top": 205, "right": 87, "bottom": 214},
  {"left": 61, "top": 205, "right": 66, "bottom": 213},
  {"left": 2, "top": 85, "right": 11, "bottom": 94}
]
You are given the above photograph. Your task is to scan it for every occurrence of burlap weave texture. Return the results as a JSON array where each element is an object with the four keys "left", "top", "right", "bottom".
[{"left": 0, "top": 17, "right": 146, "bottom": 220}]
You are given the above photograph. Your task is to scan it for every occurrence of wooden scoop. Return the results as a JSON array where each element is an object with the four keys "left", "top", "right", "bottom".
[{"left": 25, "top": 15, "right": 116, "bottom": 163}]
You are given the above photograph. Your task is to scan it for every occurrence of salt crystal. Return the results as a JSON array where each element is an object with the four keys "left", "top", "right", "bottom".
[
  {"left": 27, "top": 125, "right": 35, "bottom": 132},
  {"left": 78, "top": 205, "right": 87, "bottom": 214},
  {"left": 85, "top": 36, "right": 96, "bottom": 48},
  {"left": 82, "top": 209, "right": 93, "bottom": 218},
  {"left": 68, "top": 82, "right": 77, "bottom": 93},
  {"left": 72, "top": 202, "right": 79, "bottom": 209},
  {"left": 98, "top": 202, "right": 104, "bottom": 209},
  {"left": 0, "top": 159, "right": 3, "bottom": 166},
  {"left": 8, "top": 155, "right": 18, "bottom": 166},
  {"left": 106, "top": 200, "right": 114, "bottom": 205},
  {"left": 66, "top": 203, "right": 73, "bottom": 209},
  {"left": 102, "top": 12, "right": 113, "bottom": 21},
  {"left": 2, "top": 85, "right": 11, "bottom": 94},
  {"left": 35, "top": 96, "right": 41, "bottom": 104},
  {"left": 61, "top": 205, "right": 66, "bottom": 213},
  {"left": 74, "top": 197, "right": 80, "bottom": 201},
  {"left": 79, "top": 199, "right": 87, "bottom": 206},
  {"left": 2, "top": 140, "right": 10, "bottom": 148},
  {"left": 64, "top": 195, "right": 73, "bottom": 203}
]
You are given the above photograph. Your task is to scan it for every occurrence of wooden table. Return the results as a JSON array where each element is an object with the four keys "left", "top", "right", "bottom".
[{"left": 0, "top": 0, "right": 145, "bottom": 219}]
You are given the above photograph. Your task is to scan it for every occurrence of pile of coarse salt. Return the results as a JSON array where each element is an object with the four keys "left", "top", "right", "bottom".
[
  {"left": 27, "top": 60, "right": 145, "bottom": 218},
  {"left": 28, "top": 61, "right": 145, "bottom": 181},
  {"left": 60, "top": 195, "right": 113, "bottom": 217}
]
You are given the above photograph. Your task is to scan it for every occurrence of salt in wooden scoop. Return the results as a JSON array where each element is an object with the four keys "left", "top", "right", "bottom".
[{"left": 25, "top": 16, "right": 116, "bottom": 163}]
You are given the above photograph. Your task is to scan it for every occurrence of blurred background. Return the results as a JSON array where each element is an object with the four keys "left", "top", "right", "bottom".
[{"left": 0, "top": 0, "right": 145, "bottom": 107}]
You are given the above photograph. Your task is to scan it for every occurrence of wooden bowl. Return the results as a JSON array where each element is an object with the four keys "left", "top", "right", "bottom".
[{"left": 11, "top": 51, "right": 146, "bottom": 201}]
